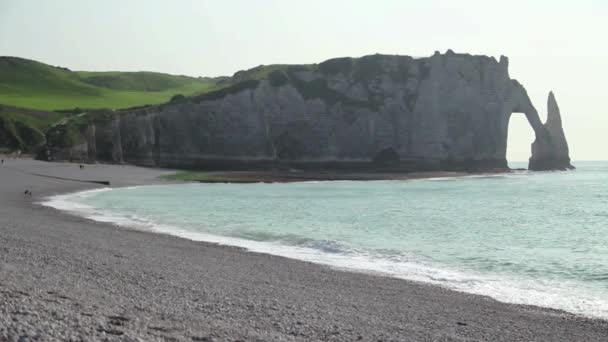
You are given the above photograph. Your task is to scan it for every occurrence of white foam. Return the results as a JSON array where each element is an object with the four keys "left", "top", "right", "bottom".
[
  {"left": 424, "top": 173, "right": 516, "bottom": 182},
  {"left": 41, "top": 188, "right": 112, "bottom": 212},
  {"left": 40, "top": 187, "right": 608, "bottom": 320}
]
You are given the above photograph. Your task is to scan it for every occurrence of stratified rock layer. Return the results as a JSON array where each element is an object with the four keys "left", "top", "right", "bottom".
[{"left": 44, "top": 52, "right": 573, "bottom": 171}]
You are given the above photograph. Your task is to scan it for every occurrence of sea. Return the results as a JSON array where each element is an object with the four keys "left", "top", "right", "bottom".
[{"left": 43, "top": 161, "right": 608, "bottom": 319}]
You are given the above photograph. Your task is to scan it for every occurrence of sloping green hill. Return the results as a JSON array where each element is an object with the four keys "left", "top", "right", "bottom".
[
  {"left": 0, "top": 57, "right": 217, "bottom": 111},
  {"left": 76, "top": 71, "right": 211, "bottom": 92}
]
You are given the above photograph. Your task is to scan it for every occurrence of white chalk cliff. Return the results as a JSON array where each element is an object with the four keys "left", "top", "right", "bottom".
[{"left": 45, "top": 51, "right": 573, "bottom": 171}]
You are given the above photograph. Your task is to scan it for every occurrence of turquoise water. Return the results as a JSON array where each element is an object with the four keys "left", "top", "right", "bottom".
[{"left": 46, "top": 162, "right": 608, "bottom": 319}]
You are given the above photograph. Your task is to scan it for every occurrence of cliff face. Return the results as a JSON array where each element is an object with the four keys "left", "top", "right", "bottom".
[{"left": 44, "top": 51, "right": 573, "bottom": 171}]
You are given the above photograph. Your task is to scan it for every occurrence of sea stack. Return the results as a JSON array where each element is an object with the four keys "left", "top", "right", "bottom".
[{"left": 529, "top": 92, "right": 574, "bottom": 170}]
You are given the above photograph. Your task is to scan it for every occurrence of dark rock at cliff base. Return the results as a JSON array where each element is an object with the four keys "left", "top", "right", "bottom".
[
  {"left": 529, "top": 92, "right": 574, "bottom": 171},
  {"left": 43, "top": 51, "right": 573, "bottom": 172}
]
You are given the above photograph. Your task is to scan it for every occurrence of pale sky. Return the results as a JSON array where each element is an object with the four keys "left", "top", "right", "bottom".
[{"left": 1, "top": 0, "right": 606, "bottom": 162}]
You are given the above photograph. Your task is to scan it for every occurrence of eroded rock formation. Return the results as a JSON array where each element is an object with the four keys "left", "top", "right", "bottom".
[
  {"left": 44, "top": 51, "right": 573, "bottom": 172},
  {"left": 529, "top": 92, "right": 574, "bottom": 170}
]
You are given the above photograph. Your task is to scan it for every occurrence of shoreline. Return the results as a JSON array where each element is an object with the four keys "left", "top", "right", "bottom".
[
  {"left": 42, "top": 184, "right": 608, "bottom": 322},
  {"left": 1, "top": 159, "right": 606, "bottom": 341},
  {"left": 161, "top": 169, "right": 509, "bottom": 184}
]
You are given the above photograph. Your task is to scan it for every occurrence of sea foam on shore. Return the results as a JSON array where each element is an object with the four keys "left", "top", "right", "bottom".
[{"left": 41, "top": 166, "right": 608, "bottom": 320}]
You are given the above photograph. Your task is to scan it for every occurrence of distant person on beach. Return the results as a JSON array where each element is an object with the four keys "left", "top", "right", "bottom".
[
  {"left": 24, "top": 190, "right": 31, "bottom": 196},
  {"left": 1, "top": 159, "right": 4, "bottom": 164}
]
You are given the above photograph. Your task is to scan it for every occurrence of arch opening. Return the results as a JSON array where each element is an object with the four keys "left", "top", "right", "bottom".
[{"left": 506, "top": 113, "right": 535, "bottom": 169}]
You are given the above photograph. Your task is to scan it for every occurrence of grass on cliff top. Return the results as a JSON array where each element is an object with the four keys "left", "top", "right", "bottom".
[{"left": 0, "top": 57, "right": 217, "bottom": 111}]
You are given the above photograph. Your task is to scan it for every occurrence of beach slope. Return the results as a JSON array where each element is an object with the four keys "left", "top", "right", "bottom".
[{"left": 0, "top": 160, "right": 606, "bottom": 341}]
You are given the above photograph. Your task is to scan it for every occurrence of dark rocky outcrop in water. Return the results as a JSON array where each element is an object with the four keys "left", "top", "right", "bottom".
[
  {"left": 529, "top": 92, "right": 574, "bottom": 170},
  {"left": 43, "top": 51, "right": 573, "bottom": 171}
]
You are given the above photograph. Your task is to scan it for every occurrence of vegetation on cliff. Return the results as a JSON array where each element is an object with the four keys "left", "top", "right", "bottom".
[
  {"left": 0, "top": 106, "right": 63, "bottom": 153},
  {"left": 193, "top": 54, "right": 411, "bottom": 110},
  {"left": 4, "top": 54, "right": 425, "bottom": 153},
  {"left": 0, "top": 53, "right": 479, "bottom": 163},
  {"left": 0, "top": 57, "right": 218, "bottom": 111},
  {"left": 160, "top": 171, "right": 237, "bottom": 183},
  {"left": 0, "top": 52, "right": 573, "bottom": 172},
  {"left": 45, "top": 109, "right": 118, "bottom": 148},
  {"left": 0, "top": 57, "right": 222, "bottom": 152}
]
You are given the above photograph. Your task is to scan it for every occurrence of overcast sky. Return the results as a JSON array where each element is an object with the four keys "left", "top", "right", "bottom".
[{"left": 1, "top": 0, "right": 606, "bottom": 162}]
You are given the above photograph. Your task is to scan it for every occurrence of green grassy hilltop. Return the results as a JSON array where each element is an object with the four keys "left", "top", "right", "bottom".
[
  {"left": 0, "top": 57, "right": 217, "bottom": 111},
  {"left": 0, "top": 56, "right": 223, "bottom": 153}
]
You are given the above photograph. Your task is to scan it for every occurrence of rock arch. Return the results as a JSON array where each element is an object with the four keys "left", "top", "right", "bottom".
[{"left": 506, "top": 83, "right": 573, "bottom": 170}]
